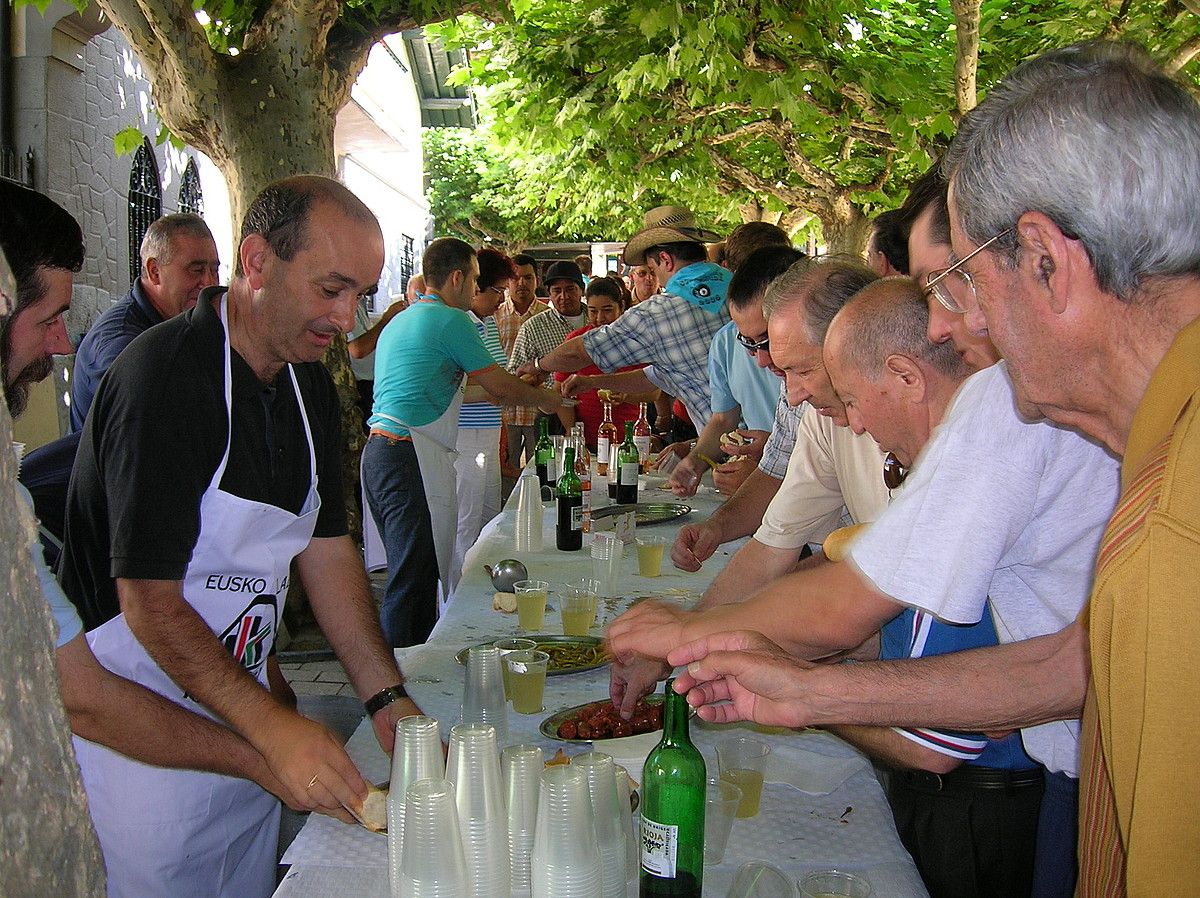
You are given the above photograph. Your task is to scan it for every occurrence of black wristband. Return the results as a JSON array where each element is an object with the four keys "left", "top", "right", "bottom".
[{"left": 364, "top": 683, "right": 409, "bottom": 716}]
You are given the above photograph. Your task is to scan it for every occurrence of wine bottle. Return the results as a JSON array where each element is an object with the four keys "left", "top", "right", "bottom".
[
  {"left": 555, "top": 446, "right": 583, "bottom": 551},
  {"left": 572, "top": 424, "right": 592, "bottom": 534},
  {"left": 534, "top": 416, "right": 555, "bottom": 489},
  {"left": 639, "top": 680, "right": 705, "bottom": 898},
  {"left": 596, "top": 399, "right": 617, "bottom": 478},
  {"left": 616, "top": 422, "right": 640, "bottom": 505},
  {"left": 634, "top": 402, "right": 653, "bottom": 472}
]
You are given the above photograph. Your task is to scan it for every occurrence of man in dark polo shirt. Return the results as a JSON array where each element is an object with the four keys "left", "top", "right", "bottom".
[
  {"left": 69, "top": 212, "right": 220, "bottom": 431},
  {"left": 59, "top": 175, "right": 420, "bottom": 898}
]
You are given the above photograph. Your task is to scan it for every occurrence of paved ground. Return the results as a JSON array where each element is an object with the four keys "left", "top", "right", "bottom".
[{"left": 279, "top": 657, "right": 355, "bottom": 698}]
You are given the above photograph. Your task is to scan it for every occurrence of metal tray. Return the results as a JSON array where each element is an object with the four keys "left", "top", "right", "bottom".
[
  {"left": 591, "top": 502, "right": 692, "bottom": 526},
  {"left": 539, "top": 694, "right": 666, "bottom": 743},
  {"left": 454, "top": 635, "right": 609, "bottom": 676}
]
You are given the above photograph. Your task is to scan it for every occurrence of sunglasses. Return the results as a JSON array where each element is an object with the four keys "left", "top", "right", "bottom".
[{"left": 736, "top": 332, "right": 770, "bottom": 353}]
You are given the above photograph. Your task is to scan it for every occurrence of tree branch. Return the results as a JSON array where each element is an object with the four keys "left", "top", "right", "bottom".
[
  {"left": 1166, "top": 33, "right": 1200, "bottom": 75},
  {"left": 705, "top": 145, "right": 831, "bottom": 213},
  {"left": 949, "top": 0, "right": 981, "bottom": 115}
]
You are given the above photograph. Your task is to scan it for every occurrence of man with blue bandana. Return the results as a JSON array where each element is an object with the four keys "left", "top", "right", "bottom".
[{"left": 517, "top": 206, "right": 729, "bottom": 430}]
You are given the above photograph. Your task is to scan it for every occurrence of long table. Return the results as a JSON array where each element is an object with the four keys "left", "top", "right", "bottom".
[{"left": 275, "top": 475, "right": 929, "bottom": 898}]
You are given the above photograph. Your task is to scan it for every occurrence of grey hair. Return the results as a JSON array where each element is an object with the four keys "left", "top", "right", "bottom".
[
  {"left": 832, "top": 278, "right": 970, "bottom": 381},
  {"left": 140, "top": 213, "right": 214, "bottom": 272},
  {"left": 762, "top": 254, "right": 878, "bottom": 344},
  {"left": 944, "top": 40, "right": 1200, "bottom": 301}
]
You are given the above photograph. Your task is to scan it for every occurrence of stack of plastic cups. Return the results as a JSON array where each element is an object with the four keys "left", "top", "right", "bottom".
[
  {"left": 397, "top": 778, "right": 469, "bottom": 898},
  {"left": 389, "top": 716, "right": 447, "bottom": 898},
  {"left": 502, "top": 744, "right": 544, "bottom": 897},
  {"left": 461, "top": 645, "right": 509, "bottom": 748},
  {"left": 515, "top": 474, "right": 544, "bottom": 553},
  {"left": 572, "top": 751, "right": 628, "bottom": 898},
  {"left": 614, "top": 770, "right": 638, "bottom": 881},
  {"left": 447, "top": 724, "right": 511, "bottom": 898},
  {"left": 532, "top": 765, "right": 602, "bottom": 898},
  {"left": 590, "top": 533, "right": 623, "bottom": 598}
]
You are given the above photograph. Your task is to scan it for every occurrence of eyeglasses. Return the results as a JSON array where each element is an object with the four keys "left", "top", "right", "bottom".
[
  {"left": 736, "top": 332, "right": 770, "bottom": 353},
  {"left": 883, "top": 452, "right": 908, "bottom": 490},
  {"left": 923, "top": 228, "right": 1012, "bottom": 315},
  {"left": 486, "top": 285, "right": 506, "bottom": 298}
]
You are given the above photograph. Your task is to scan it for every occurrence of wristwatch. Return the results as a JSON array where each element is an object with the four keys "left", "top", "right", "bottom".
[
  {"left": 364, "top": 683, "right": 409, "bottom": 716},
  {"left": 533, "top": 356, "right": 543, "bottom": 371}
]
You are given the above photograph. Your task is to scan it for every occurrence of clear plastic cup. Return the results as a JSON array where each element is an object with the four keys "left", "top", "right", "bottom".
[
  {"left": 636, "top": 535, "right": 667, "bottom": 577},
  {"left": 504, "top": 650, "right": 550, "bottom": 714},
  {"left": 572, "top": 752, "right": 628, "bottom": 898},
  {"left": 727, "top": 862, "right": 793, "bottom": 898},
  {"left": 717, "top": 737, "right": 772, "bottom": 818},
  {"left": 798, "top": 870, "right": 872, "bottom": 898},
  {"left": 502, "top": 745, "right": 544, "bottom": 895},
  {"left": 398, "top": 778, "right": 470, "bottom": 898},
  {"left": 614, "top": 767, "right": 638, "bottom": 882},
  {"left": 447, "top": 724, "right": 511, "bottom": 898},
  {"left": 704, "top": 776, "right": 743, "bottom": 864},
  {"left": 389, "top": 716, "right": 446, "bottom": 895},
  {"left": 560, "top": 580, "right": 599, "bottom": 635},
  {"left": 513, "top": 580, "right": 550, "bottom": 631},
  {"left": 590, "top": 535, "right": 622, "bottom": 598},
  {"left": 515, "top": 475, "right": 545, "bottom": 553},
  {"left": 494, "top": 637, "right": 537, "bottom": 699},
  {"left": 532, "top": 765, "right": 601, "bottom": 898},
  {"left": 462, "top": 646, "right": 508, "bottom": 749}
]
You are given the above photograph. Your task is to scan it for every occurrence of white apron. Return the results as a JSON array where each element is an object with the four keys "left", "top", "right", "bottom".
[
  {"left": 373, "top": 384, "right": 464, "bottom": 609},
  {"left": 74, "top": 295, "right": 321, "bottom": 898}
]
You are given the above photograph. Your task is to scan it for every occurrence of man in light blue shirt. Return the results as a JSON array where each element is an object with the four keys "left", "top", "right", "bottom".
[{"left": 364, "top": 237, "right": 565, "bottom": 646}]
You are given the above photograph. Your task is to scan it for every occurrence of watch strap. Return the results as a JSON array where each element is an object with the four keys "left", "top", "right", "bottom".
[{"left": 364, "top": 683, "right": 409, "bottom": 716}]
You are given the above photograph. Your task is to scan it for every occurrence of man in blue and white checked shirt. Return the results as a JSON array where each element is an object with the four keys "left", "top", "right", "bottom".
[{"left": 517, "top": 206, "right": 729, "bottom": 429}]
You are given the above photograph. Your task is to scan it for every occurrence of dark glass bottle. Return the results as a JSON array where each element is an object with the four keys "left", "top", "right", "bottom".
[
  {"left": 534, "top": 416, "right": 556, "bottom": 489},
  {"left": 639, "top": 680, "right": 705, "bottom": 898},
  {"left": 555, "top": 446, "right": 583, "bottom": 551},
  {"left": 616, "top": 421, "right": 640, "bottom": 504}
]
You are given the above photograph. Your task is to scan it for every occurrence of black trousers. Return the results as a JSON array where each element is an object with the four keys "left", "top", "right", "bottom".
[{"left": 887, "top": 766, "right": 1044, "bottom": 898}]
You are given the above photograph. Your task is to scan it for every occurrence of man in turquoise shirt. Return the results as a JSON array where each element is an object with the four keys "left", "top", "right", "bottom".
[{"left": 364, "top": 237, "right": 564, "bottom": 646}]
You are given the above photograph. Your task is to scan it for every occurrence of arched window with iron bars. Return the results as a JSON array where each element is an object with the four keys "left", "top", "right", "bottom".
[
  {"left": 128, "top": 138, "right": 162, "bottom": 285},
  {"left": 179, "top": 158, "right": 204, "bottom": 216}
]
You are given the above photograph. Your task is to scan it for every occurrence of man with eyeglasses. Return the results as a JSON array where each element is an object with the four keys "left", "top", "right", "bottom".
[
  {"left": 611, "top": 248, "right": 1120, "bottom": 894},
  {"left": 666, "top": 242, "right": 798, "bottom": 498},
  {"left": 611, "top": 256, "right": 889, "bottom": 715},
  {"left": 939, "top": 42, "right": 1200, "bottom": 895}
]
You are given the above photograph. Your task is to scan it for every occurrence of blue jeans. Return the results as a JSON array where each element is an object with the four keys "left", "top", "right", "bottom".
[
  {"left": 362, "top": 435, "right": 438, "bottom": 647},
  {"left": 1031, "top": 770, "right": 1078, "bottom": 898}
]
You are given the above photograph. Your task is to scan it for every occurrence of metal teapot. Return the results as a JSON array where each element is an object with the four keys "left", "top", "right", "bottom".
[{"left": 484, "top": 559, "right": 529, "bottom": 593}]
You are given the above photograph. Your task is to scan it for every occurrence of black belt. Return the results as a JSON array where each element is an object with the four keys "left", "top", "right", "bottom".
[{"left": 896, "top": 764, "right": 1044, "bottom": 793}]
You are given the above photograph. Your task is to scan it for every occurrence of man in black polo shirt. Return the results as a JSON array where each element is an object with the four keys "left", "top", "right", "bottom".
[{"left": 59, "top": 175, "right": 419, "bottom": 898}]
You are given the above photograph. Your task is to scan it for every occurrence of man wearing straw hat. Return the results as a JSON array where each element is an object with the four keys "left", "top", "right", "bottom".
[{"left": 517, "top": 205, "right": 729, "bottom": 430}]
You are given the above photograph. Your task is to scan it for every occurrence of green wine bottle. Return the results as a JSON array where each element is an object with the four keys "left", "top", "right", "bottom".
[
  {"left": 639, "top": 679, "right": 705, "bottom": 898},
  {"left": 534, "top": 416, "right": 556, "bottom": 489},
  {"left": 616, "top": 421, "right": 640, "bottom": 504},
  {"left": 555, "top": 445, "right": 583, "bottom": 551}
]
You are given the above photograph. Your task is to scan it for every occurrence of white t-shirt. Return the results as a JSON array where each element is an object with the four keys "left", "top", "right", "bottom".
[
  {"left": 848, "top": 363, "right": 1120, "bottom": 776},
  {"left": 756, "top": 406, "right": 890, "bottom": 549}
]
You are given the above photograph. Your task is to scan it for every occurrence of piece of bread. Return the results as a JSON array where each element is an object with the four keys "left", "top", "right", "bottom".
[
  {"left": 822, "top": 523, "right": 868, "bottom": 563},
  {"left": 348, "top": 782, "right": 389, "bottom": 832},
  {"left": 723, "top": 430, "right": 747, "bottom": 447},
  {"left": 493, "top": 591, "right": 517, "bottom": 613}
]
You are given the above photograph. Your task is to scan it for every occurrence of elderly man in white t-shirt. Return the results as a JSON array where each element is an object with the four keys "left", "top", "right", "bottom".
[{"left": 608, "top": 275, "right": 1121, "bottom": 892}]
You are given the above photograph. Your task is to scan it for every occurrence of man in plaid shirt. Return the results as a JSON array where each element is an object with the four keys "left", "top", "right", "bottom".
[
  {"left": 518, "top": 206, "right": 729, "bottom": 429},
  {"left": 494, "top": 253, "right": 548, "bottom": 488}
]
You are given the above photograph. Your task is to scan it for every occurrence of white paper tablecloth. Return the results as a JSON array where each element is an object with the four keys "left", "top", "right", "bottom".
[{"left": 275, "top": 475, "right": 929, "bottom": 898}]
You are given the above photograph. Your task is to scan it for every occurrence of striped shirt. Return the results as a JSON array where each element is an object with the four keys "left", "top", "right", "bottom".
[
  {"left": 495, "top": 298, "right": 548, "bottom": 427},
  {"left": 758, "top": 381, "right": 808, "bottom": 480},
  {"left": 458, "top": 313, "right": 507, "bottom": 429}
]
